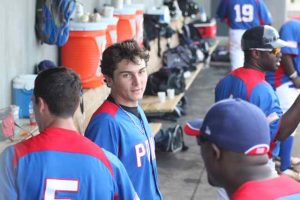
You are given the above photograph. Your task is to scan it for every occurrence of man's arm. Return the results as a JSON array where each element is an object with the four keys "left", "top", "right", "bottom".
[
  {"left": 258, "top": 0, "right": 272, "bottom": 25},
  {"left": 103, "top": 149, "right": 140, "bottom": 200},
  {"left": 0, "top": 147, "right": 17, "bottom": 200},
  {"left": 277, "top": 94, "right": 300, "bottom": 140},
  {"left": 216, "top": 0, "right": 228, "bottom": 22},
  {"left": 281, "top": 54, "right": 300, "bottom": 88}
]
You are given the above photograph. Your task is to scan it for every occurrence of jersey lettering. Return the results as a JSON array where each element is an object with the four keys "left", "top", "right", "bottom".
[
  {"left": 135, "top": 138, "right": 156, "bottom": 167},
  {"left": 234, "top": 4, "right": 254, "bottom": 22},
  {"left": 44, "top": 178, "right": 79, "bottom": 200}
]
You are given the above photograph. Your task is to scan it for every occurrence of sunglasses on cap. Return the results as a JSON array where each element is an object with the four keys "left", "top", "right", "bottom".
[{"left": 249, "top": 48, "right": 281, "bottom": 56}]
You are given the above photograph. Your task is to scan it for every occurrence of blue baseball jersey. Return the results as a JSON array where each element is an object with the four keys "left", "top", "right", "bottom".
[
  {"left": 85, "top": 100, "right": 162, "bottom": 200},
  {"left": 266, "top": 20, "right": 300, "bottom": 88},
  {"left": 215, "top": 68, "right": 282, "bottom": 155},
  {"left": 0, "top": 127, "right": 137, "bottom": 200},
  {"left": 231, "top": 175, "right": 300, "bottom": 199},
  {"left": 216, "top": 0, "right": 272, "bottom": 29}
]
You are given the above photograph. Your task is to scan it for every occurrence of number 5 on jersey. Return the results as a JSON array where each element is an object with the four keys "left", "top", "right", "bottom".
[{"left": 44, "top": 178, "right": 79, "bottom": 200}]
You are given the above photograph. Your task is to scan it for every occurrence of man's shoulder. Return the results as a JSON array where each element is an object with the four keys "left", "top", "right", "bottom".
[
  {"left": 232, "top": 175, "right": 300, "bottom": 200},
  {"left": 92, "top": 100, "right": 120, "bottom": 118}
]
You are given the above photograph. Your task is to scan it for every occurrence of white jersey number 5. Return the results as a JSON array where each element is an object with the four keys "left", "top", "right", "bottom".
[
  {"left": 234, "top": 4, "right": 254, "bottom": 22},
  {"left": 44, "top": 179, "right": 79, "bottom": 200}
]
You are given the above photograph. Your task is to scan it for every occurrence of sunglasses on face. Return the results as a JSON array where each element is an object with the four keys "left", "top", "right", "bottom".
[{"left": 249, "top": 48, "right": 281, "bottom": 56}]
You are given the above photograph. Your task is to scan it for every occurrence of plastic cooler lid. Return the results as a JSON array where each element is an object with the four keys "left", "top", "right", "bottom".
[
  {"left": 101, "top": 17, "right": 119, "bottom": 26},
  {"left": 70, "top": 22, "right": 107, "bottom": 31},
  {"left": 114, "top": 7, "right": 136, "bottom": 15},
  {"left": 13, "top": 74, "right": 37, "bottom": 90},
  {"left": 193, "top": 18, "right": 216, "bottom": 27},
  {"left": 126, "top": 4, "right": 144, "bottom": 11}
]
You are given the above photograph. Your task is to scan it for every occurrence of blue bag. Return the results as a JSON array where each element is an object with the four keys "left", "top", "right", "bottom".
[{"left": 35, "top": 0, "right": 76, "bottom": 46}]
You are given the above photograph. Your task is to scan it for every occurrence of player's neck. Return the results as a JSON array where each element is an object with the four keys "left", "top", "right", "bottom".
[
  {"left": 225, "top": 163, "right": 277, "bottom": 197},
  {"left": 42, "top": 117, "right": 77, "bottom": 132},
  {"left": 110, "top": 93, "right": 138, "bottom": 107},
  {"left": 244, "top": 62, "right": 265, "bottom": 72}
]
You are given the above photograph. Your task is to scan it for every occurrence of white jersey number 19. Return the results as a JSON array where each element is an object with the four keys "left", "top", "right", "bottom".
[{"left": 234, "top": 4, "right": 254, "bottom": 22}]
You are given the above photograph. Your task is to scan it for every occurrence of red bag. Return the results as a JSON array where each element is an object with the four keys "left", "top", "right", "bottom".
[{"left": 0, "top": 107, "right": 15, "bottom": 140}]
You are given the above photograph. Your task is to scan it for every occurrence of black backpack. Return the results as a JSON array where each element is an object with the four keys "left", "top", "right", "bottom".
[
  {"left": 145, "top": 68, "right": 186, "bottom": 96},
  {"left": 143, "top": 14, "right": 176, "bottom": 56},
  {"left": 177, "top": 0, "right": 199, "bottom": 17},
  {"left": 155, "top": 125, "right": 184, "bottom": 152},
  {"left": 163, "top": 44, "right": 197, "bottom": 71}
]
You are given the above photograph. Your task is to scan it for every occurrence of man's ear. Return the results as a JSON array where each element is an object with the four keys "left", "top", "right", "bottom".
[
  {"left": 251, "top": 50, "right": 260, "bottom": 59},
  {"left": 104, "top": 75, "right": 113, "bottom": 88},
  {"left": 211, "top": 143, "right": 221, "bottom": 160},
  {"left": 36, "top": 97, "right": 47, "bottom": 113}
]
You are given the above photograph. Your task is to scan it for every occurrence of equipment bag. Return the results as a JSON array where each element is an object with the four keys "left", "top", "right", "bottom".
[
  {"left": 145, "top": 68, "right": 186, "bottom": 96},
  {"left": 35, "top": 0, "right": 76, "bottom": 46},
  {"left": 155, "top": 125, "right": 184, "bottom": 153},
  {"left": 143, "top": 14, "right": 176, "bottom": 56},
  {"left": 163, "top": 44, "right": 197, "bottom": 71}
]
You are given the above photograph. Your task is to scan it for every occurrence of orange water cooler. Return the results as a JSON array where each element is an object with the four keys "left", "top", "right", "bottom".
[
  {"left": 114, "top": 8, "right": 137, "bottom": 42},
  {"left": 61, "top": 22, "right": 107, "bottom": 88},
  {"left": 126, "top": 4, "right": 144, "bottom": 46},
  {"left": 102, "top": 17, "right": 119, "bottom": 48}
]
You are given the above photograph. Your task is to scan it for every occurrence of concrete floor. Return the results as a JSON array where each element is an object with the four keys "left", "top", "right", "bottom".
[{"left": 156, "top": 63, "right": 300, "bottom": 200}]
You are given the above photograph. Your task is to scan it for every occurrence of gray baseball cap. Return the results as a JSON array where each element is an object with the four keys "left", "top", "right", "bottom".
[{"left": 241, "top": 25, "right": 288, "bottom": 50}]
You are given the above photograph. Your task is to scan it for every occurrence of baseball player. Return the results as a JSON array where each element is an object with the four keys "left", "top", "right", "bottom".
[
  {"left": 265, "top": 19, "right": 300, "bottom": 178},
  {"left": 199, "top": 99, "right": 300, "bottom": 199},
  {"left": 215, "top": 25, "right": 300, "bottom": 172},
  {"left": 0, "top": 68, "right": 138, "bottom": 200},
  {"left": 216, "top": 0, "right": 272, "bottom": 70},
  {"left": 85, "top": 40, "right": 163, "bottom": 200}
]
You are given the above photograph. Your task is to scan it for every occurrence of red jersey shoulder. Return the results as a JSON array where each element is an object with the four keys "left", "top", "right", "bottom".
[
  {"left": 231, "top": 68, "right": 267, "bottom": 100},
  {"left": 92, "top": 100, "right": 119, "bottom": 118}
]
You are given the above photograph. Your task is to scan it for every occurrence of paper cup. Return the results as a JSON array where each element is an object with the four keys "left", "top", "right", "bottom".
[
  {"left": 167, "top": 88, "right": 175, "bottom": 99},
  {"left": 157, "top": 91, "right": 166, "bottom": 103},
  {"left": 103, "top": 6, "right": 114, "bottom": 18},
  {"left": 111, "top": 0, "right": 123, "bottom": 9}
]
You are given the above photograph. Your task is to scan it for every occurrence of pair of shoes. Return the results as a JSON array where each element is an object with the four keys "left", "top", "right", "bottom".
[
  {"left": 274, "top": 156, "right": 300, "bottom": 168},
  {"left": 281, "top": 169, "right": 300, "bottom": 182},
  {"left": 291, "top": 156, "right": 300, "bottom": 166}
]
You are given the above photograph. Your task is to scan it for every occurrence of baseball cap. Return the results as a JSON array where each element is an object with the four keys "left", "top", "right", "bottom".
[
  {"left": 184, "top": 118, "right": 203, "bottom": 136},
  {"left": 192, "top": 99, "right": 271, "bottom": 155},
  {"left": 241, "top": 25, "right": 288, "bottom": 50}
]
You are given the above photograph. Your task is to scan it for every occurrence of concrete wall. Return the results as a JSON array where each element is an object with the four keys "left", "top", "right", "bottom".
[
  {"left": 0, "top": 0, "right": 111, "bottom": 108},
  {"left": 0, "top": 0, "right": 57, "bottom": 108}
]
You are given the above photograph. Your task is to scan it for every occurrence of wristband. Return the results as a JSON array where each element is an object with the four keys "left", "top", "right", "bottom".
[{"left": 289, "top": 71, "right": 298, "bottom": 79}]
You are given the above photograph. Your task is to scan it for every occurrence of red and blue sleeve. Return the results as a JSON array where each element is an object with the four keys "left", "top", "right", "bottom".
[
  {"left": 257, "top": 0, "right": 272, "bottom": 25},
  {"left": 85, "top": 113, "right": 120, "bottom": 155},
  {"left": 0, "top": 147, "right": 18, "bottom": 200},
  {"left": 103, "top": 149, "right": 139, "bottom": 200}
]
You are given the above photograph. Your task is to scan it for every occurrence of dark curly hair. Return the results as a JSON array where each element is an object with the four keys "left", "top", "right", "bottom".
[
  {"left": 101, "top": 39, "right": 149, "bottom": 78},
  {"left": 33, "top": 67, "right": 81, "bottom": 117}
]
